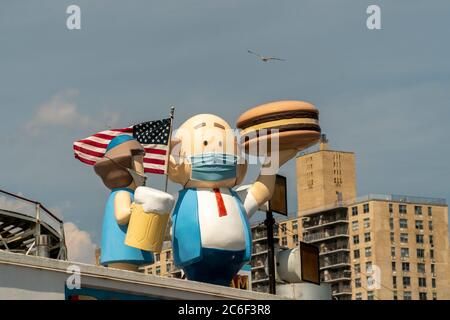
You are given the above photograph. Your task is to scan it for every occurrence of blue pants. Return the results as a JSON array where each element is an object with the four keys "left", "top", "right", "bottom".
[{"left": 182, "top": 248, "right": 246, "bottom": 286}]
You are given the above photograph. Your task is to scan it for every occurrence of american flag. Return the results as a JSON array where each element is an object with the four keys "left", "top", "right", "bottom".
[{"left": 73, "top": 119, "right": 172, "bottom": 174}]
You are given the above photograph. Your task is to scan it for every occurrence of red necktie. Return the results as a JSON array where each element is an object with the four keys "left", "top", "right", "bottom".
[{"left": 213, "top": 188, "right": 227, "bottom": 217}]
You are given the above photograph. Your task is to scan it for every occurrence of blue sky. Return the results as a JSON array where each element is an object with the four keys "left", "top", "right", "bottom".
[{"left": 1, "top": 1, "right": 449, "bottom": 262}]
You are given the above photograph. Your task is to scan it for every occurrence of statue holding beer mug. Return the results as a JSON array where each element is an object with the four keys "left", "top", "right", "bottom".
[{"left": 94, "top": 135, "right": 174, "bottom": 271}]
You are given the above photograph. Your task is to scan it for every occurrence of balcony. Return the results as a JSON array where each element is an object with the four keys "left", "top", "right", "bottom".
[
  {"left": 251, "top": 259, "right": 265, "bottom": 270},
  {"left": 322, "top": 270, "right": 352, "bottom": 283},
  {"left": 302, "top": 213, "right": 348, "bottom": 231},
  {"left": 320, "top": 253, "right": 350, "bottom": 270},
  {"left": 252, "top": 270, "right": 269, "bottom": 283},
  {"left": 252, "top": 229, "right": 280, "bottom": 241},
  {"left": 252, "top": 244, "right": 269, "bottom": 256},
  {"left": 331, "top": 284, "right": 352, "bottom": 296},
  {"left": 303, "top": 227, "right": 349, "bottom": 243},
  {"left": 319, "top": 243, "right": 350, "bottom": 256}
]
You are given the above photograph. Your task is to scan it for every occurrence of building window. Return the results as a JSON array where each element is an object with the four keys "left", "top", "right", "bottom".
[
  {"left": 364, "top": 232, "right": 371, "bottom": 242},
  {"left": 401, "top": 248, "right": 409, "bottom": 258},
  {"left": 281, "top": 237, "right": 287, "bottom": 246},
  {"left": 432, "top": 278, "right": 436, "bottom": 288},
  {"left": 400, "top": 233, "right": 408, "bottom": 243},
  {"left": 430, "top": 249, "right": 434, "bottom": 259},
  {"left": 419, "top": 292, "right": 427, "bottom": 300},
  {"left": 416, "top": 234, "right": 424, "bottom": 244},
  {"left": 392, "top": 261, "right": 396, "bottom": 271},
  {"left": 415, "top": 206, "right": 423, "bottom": 215},
  {"left": 353, "top": 235, "right": 360, "bottom": 245},
  {"left": 432, "top": 292, "right": 437, "bottom": 300},
  {"left": 402, "top": 262, "right": 410, "bottom": 272},
  {"left": 390, "top": 232, "right": 395, "bottom": 243},
  {"left": 366, "top": 261, "right": 373, "bottom": 273},
  {"left": 355, "top": 292, "right": 362, "bottom": 300},
  {"left": 367, "top": 291, "right": 374, "bottom": 300},
  {"left": 399, "top": 205, "right": 407, "bottom": 214},
  {"left": 352, "top": 220, "right": 359, "bottom": 231},
  {"left": 391, "top": 247, "right": 396, "bottom": 258},
  {"left": 155, "top": 253, "right": 160, "bottom": 262},
  {"left": 156, "top": 266, "right": 161, "bottom": 275},
  {"left": 363, "top": 203, "right": 369, "bottom": 213},
  {"left": 428, "top": 207, "right": 432, "bottom": 217},
  {"left": 403, "top": 276, "right": 411, "bottom": 287},
  {"left": 293, "top": 234, "right": 299, "bottom": 244},
  {"left": 429, "top": 235, "right": 434, "bottom": 247},
  {"left": 355, "top": 264, "right": 361, "bottom": 274},
  {"left": 166, "top": 263, "right": 172, "bottom": 272},
  {"left": 389, "top": 218, "right": 394, "bottom": 230},
  {"left": 165, "top": 251, "right": 171, "bottom": 260},
  {"left": 417, "top": 263, "right": 425, "bottom": 273},
  {"left": 363, "top": 218, "right": 370, "bottom": 228},
  {"left": 281, "top": 224, "right": 287, "bottom": 233},
  {"left": 404, "top": 291, "right": 412, "bottom": 300},
  {"left": 365, "top": 247, "right": 372, "bottom": 258},
  {"left": 415, "top": 220, "right": 423, "bottom": 230},
  {"left": 389, "top": 203, "right": 393, "bottom": 214},
  {"left": 352, "top": 206, "right": 358, "bottom": 216},
  {"left": 431, "top": 264, "right": 435, "bottom": 274},
  {"left": 428, "top": 221, "right": 433, "bottom": 231},
  {"left": 419, "top": 277, "right": 427, "bottom": 287},
  {"left": 393, "top": 291, "right": 398, "bottom": 300},
  {"left": 392, "top": 276, "right": 397, "bottom": 289},
  {"left": 292, "top": 221, "right": 298, "bottom": 231},
  {"left": 417, "top": 249, "right": 425, "bottom": 258},
  {"left": 355, "top": 278, "right": 361, "bottom": 288},
  {"left": 354, "top": 249, "right": 360, "bottom": 259},
  {"left": 399, "top": 219, "right": 408, "bottom": 229}
]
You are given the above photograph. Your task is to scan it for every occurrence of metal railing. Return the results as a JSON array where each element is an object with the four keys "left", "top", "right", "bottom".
[
  {"left": 303, "top": 227, "right": 349, "bottom": 242},
  {"left": 320, "top": 253, "right": 350, "bottom": 267},
  {"left": 352, "top": 194, "right": 447, "bottom": 206},
  {"left": 319, "top": 243, "right": 349, "bottom": 254},
  {"left": 0, "top": 189, "right": 67, "bottom": 260},
  {"left": 322, "top": 270, "right": 352, "bottom": 282},
  {"left": 302, "top": 212, "right": 348, "bottom": 228}
]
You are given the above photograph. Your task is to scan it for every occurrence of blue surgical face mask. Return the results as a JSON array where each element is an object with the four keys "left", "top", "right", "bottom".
[{"left": 190, "top": 153, "right": 237, "bottom": 182}]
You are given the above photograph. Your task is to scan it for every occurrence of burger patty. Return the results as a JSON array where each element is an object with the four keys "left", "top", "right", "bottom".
[
  {"left": 241, "top": 123, "right": 321, "bottom": 139},
  {"left": 237, "top": 110, "right": 318, "bottom": 129}
]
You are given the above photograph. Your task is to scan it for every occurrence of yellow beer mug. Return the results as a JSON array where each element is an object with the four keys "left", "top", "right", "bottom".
[{"left": 125, "top": 187, "right": 175, "bottom": 253}]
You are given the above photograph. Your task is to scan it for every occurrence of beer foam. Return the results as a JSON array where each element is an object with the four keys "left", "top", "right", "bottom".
[{"left": 134, "top": 186, "right": 175, "bottom": 214}]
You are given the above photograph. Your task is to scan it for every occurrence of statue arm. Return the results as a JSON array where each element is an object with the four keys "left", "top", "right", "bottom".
[
  {"left": 114, "top": 191, "right": 132, "bottom": 225},
  {"left": 249, "top": 149, "right": 298, "bottom": 207}
]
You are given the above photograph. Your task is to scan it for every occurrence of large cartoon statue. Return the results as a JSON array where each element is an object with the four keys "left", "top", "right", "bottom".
[
  {"left": 94, "top": 135, "right": 174, "bottom": 271},
  {"left": 168, "top": 101, "right": 320, "bottom": 286}
]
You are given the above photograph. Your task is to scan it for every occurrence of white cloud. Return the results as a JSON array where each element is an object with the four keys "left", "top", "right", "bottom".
[
  {"left": 25, "top": 89, "right": 120, "bottom": 135},
  {"left": 64, "top": 222, "right": 96, "bottom": 264}
]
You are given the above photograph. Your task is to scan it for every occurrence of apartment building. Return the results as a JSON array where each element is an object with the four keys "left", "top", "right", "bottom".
[
  {"left": 349, "top": 195, "right": 449, "bottom": 300},
  {"left": 250, "top": 222, "right": 280, "bottom": 293},
  {"left": 278, "top": 136, "right": 450, "bottom": 300}
]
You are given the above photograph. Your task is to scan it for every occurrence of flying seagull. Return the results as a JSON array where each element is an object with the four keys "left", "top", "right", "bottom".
[{"left": 247, "top": 49, "right": 286, "bottom": 62}]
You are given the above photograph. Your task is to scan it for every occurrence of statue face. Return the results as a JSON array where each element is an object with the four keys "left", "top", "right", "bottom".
[{"left": 168, "top": 114, "right": 247, "bottom": 188}]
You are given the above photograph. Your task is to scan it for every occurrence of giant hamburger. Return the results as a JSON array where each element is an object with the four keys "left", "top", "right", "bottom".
[{"left": 236, "top": 100, "right": 321, "bottom": 155}]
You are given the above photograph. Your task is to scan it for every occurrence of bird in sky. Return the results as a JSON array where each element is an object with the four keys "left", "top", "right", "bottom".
[{"left": 247, "top": 50, "right": 286, "bottom": 62}]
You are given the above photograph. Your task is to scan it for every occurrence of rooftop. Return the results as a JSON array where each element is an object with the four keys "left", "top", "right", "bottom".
[{"left": 351, "top": 194, "right": 447, "bottom": 206}]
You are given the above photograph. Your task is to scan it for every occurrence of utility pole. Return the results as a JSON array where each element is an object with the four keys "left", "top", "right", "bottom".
[{"left": 265, "top": 209, "right": 276, "bottom": 294}]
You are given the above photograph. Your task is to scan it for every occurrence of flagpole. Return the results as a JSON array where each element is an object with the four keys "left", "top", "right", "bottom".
[{"left": 164, "top": 106, "right": 175, "bottom": 193}]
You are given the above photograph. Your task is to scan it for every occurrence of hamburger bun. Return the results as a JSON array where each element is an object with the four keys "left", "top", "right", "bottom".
[{"left": 236, "top": 100, "right": 321, "bottom": 155}]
